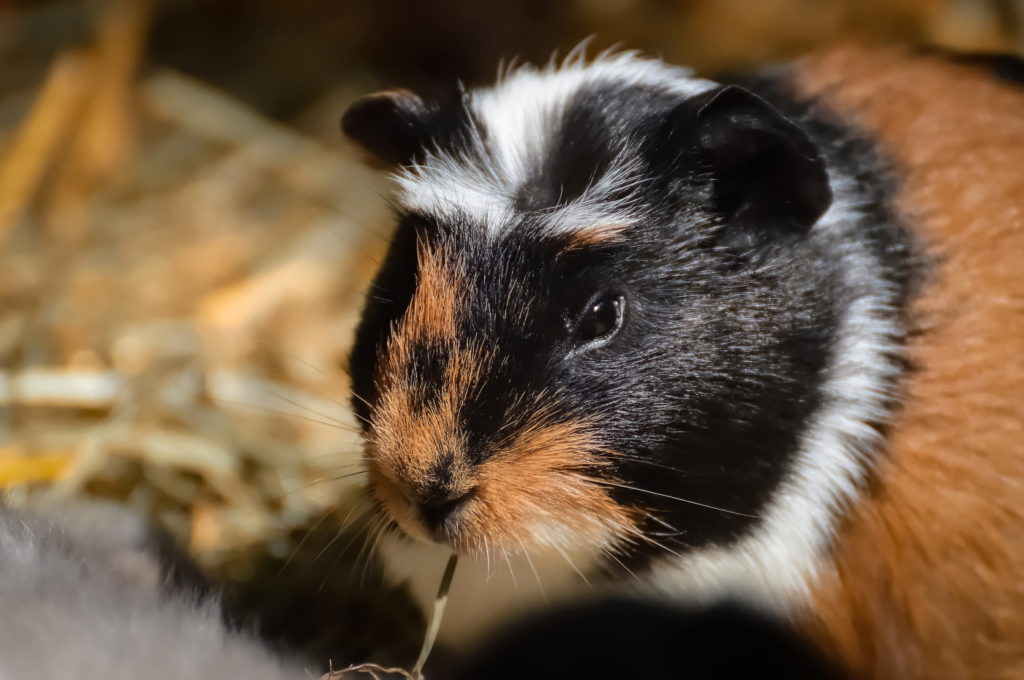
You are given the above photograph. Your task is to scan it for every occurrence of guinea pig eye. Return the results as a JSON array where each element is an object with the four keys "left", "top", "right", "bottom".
[{"left": 573, "top": 294, "right": 624, "bottom": 346}]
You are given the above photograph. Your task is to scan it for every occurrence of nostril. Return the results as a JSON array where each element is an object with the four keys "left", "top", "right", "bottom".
[{"left": 418, "top": 488, "right": 476, "bottom": 531}]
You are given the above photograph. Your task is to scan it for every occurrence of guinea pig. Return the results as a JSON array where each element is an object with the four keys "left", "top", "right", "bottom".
[
  {"left": 0, "top": 503, "right": 308, "bottom": 680},
  {"left": 341, "top": 45, "right": 1024, "bottom": 679}
]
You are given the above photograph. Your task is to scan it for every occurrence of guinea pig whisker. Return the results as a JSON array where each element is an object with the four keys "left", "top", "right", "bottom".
[
  {"left": 602, "top": 452, "right": 695, "bottom": 474},
  {"left": 269, "top": 472, "right": 370, "bottom": 504},
  {"left": 364, "top": 516, "right": 395, "bottom": 585},
  {"left": 211, "top": 397, "right": 363, "bottom": 434},
  {"left": 357, "top": 514, "right": 390, "bottom": 588},
  {"left": 618, "top": 522, "right": 685, "bottom": 560},
  {"left": 273, "top": 507, "right": 338, "bottom": 581},
  {"left": 280, "top": 453, "right": 365, "bottom": 464},
  {"left": 259, "top": 455, "right": 365, "bottom": 477},
  {"left": 604, "top": 452, "right": 739, "bottom": 478},
  {"left": 318, "top": 512, "right": 382, "bottom": 592},
  {"left": 602, "top": 547, "right": 640, "bottom": 581},
  {"left": 552, "top": 543, "right": 592, "bottom": 589},
  {"left": 642, "top": 513, "right": 684, "bottom": 534},
  {"left": 645, "top": 529, "right": 686, "bottom": 540},
  {"left": 263, "top": 470, "right": 368, "bottom": 506},
  {"left": 243, "top": 340, "right": 330, "bottom": 379},
  {"left": 282, "top": 458, "right": 370, "bottom": 475},
  {"left": 591, "top": 478, "right": 760, "bottom": 519},
  {"left": 232, "top": 346, "right": 361, "bottom": 417},
  {"left": 366, "top": 280, "right": 395, "bottom": 300},
  {"left": 501, "top": 549, "right": 521, "bottom": 597},
  {"left": 281, "top": 464, "right": 369, "bottom": 481},
  {"left": 310, "top": 501, "right": 376, "bottom": 576},
  {"left": 260, "top": 389, "right": 360, "bottom": 430},
  {"left": 349, "top": 389, "right": 374, "bottom": 412},
  {"left": 482, "top": 536, "right": 494, "bottom": 581},
  {"left": 361, "top": 523, "right": 389, "bottom": 588},
  {"left": 308, "top": 526, "right": 357, "bottom": 577},
  {"left": 263, "top": 459, "right": 364, "bottom": 485},
  {"left": 326, "top": 470, "right": 369, "bottom": 481},
  {"left": 518, "top": 537, "right": 548, "bottom": 602}
]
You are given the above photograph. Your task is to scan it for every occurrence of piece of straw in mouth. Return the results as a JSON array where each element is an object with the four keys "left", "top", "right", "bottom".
[
  {"left": 327, "top": 552, "right": 458, "bottom": 680},
  {"left": 412, "top": 552, "right": 459, "bottom": 677}
]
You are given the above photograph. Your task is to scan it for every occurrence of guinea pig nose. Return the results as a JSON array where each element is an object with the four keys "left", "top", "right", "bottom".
[{"left": 418, "top": 488, "right": 476, "bottom": 532}]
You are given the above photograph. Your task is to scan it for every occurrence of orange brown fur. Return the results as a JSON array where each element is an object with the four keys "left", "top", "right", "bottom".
[
  {"left": 474, "top": 416, "right": 639, "bottom": 553},
  {"left": 370, "top": 401, "right": 638, "bottom": 553},
  {"left": 368, "top": 241, "right": 479, "bottom": 529},
  {"left": 370, "top": 341, "right": 486, "bottom": 495},
  {"left": 792, "top": 46, "right": 1024, "bottom": 679},
  {"left": 370, "top": 238, "right": 477, "bottom": 484},
  {"left": 561, "top": 224, "right": 630, "bottom": 250},
  {"left": 397, "top": 239, "right": 461, "bottom": 343}
]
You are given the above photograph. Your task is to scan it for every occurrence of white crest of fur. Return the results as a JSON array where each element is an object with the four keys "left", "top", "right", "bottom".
[{"left": 393, "top": 50, "right": 716, "bottom": 236}]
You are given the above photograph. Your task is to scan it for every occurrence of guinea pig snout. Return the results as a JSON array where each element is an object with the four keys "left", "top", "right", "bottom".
[
  {"left": 369, "top": 441, "right": 481, "bottom": 543},
  {"left": 405, "top": 454, "right": 479, "bottom": 538},
  {"left": 417, "top": 486, "right": 477, "bottom": 534}
]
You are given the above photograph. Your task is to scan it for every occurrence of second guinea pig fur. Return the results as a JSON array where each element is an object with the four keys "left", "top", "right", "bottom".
[
  {"left": 0, "top": 503, "right": 308, "bottom": 680},
  {"left": 342, "top": 45, "right": 1024, "bottom": 678}
]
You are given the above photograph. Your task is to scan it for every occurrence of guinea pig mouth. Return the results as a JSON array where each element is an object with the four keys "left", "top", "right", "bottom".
[{"left": 368, "top": 466, "right": 477, "bottom": 549}]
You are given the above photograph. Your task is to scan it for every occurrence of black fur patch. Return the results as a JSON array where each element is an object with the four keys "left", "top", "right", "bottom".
[
  {"left": 953, "top": 51, "right": 1024, "bottom": 85},
  {"left": 728, "top": 68, "right": 922, "bottom": 306},
  {"left": 919, "top": 47, "right": 1024, "bottom": 87},
  {"left": 342, "top": 87, "right": 482, "bottom": 166},
  {"left": 348, "top": 213, "right": 421, "bottom": 426},
  {"left": 406, "top": 340, "right": 449, "bottom": 412},
  {"left": 516, "top": 82, "right": 680, "bottom": 211},
  {"left": 454, "top": 598, "right": 845, "bottom": 680}
]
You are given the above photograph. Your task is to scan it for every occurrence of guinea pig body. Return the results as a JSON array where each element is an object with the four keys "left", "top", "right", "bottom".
[
  {"left": 789, "top": 47, "right": 1024, "bottom": 679},
  {"left": 344, "top": 45, "right": 1024, "bottom": 677}
]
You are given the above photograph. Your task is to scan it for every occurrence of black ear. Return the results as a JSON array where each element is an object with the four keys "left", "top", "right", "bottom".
[
  {"left": 682, "top": 85, "right": 832, "bottom": 247},
  {"left": 341, "top": 89, "right": 436, "bottom": 166}
]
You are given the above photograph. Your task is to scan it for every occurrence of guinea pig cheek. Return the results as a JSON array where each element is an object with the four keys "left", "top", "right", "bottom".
[{"left": 469, "top": 422, "right": 641, "bottom": 556}]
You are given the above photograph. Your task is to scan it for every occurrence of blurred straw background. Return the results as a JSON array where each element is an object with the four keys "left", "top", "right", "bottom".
[{"left": 0, "top": 0, "right": 1022, "bottom": 669}]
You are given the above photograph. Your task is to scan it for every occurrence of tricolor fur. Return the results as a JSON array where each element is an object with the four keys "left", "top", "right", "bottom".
[{"left": 344, "top": 46, "right": 1024, "bottom": 675}]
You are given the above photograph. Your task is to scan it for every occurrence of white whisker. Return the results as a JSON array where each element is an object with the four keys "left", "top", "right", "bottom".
[
  {"left": 551, "top": 543, "right": 591, "bottom": 589},
  {"left": 592, "top": 478, "right": 759, "bottom": 519},
  {"left": 502, "top": 549, "right": 520, "bottom": 597},
  {"left": 518, "top": 538, "right": 547, "bottom": 602}
]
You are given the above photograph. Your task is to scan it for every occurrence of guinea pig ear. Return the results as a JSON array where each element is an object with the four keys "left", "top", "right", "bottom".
[
  {"left": 682, "top": 85, "right": 832, "bottom": 248},
  {"left": 341, "top": 89, "right": 436, "bottom": 167}
]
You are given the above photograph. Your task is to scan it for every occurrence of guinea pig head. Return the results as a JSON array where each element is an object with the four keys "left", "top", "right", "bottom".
[
  {"left": 348, "top": 215, "right": 637, "bottom": 555},
  {"left": 343, "top": 57, "right": 837, "bottom": 572}
]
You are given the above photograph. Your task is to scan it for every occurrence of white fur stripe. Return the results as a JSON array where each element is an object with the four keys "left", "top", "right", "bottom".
[
  {"left": 394, "top": 51, "right": 715, "bottom": 235},
  {"left": 645, "top": 175, "right": 903, "bottom": 609}
]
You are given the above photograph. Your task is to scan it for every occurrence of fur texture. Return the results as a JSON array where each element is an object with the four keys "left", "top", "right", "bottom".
[
  {"left": 0, "top": 504, "right": 308, "bottom": 680},
  {"left": 346, "top": 48, "right": 915, "bottom": 643},
  {"left": 393, "top": 49, "right": 716, "bottom": 230},
  {"left": 792, "top": 46, "right": 1024, "bottom": 680},
  {"left": 344, "top": 46, "right": 1023, "bottom": 676}
]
